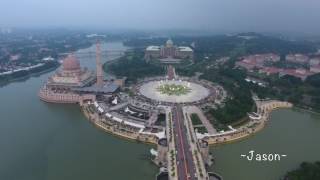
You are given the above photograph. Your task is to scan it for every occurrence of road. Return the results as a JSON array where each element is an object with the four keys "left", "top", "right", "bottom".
[
  {"left": 167, "top": 65, "right": 176, "bottom": 80},
  {"left": 172, "top": 105, "right": 197, "bottom": 180}
]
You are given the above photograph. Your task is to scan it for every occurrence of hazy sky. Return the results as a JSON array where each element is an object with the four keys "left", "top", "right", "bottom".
[{"left": 1, "top": 0, "right": 320, "bottom": 34}]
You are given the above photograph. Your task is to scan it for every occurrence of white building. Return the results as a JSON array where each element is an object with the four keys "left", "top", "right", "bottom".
[
  {"left": 286, "top": 54, "right": 309, "bottom": 64},
  {"left": 310, "top": 58, "right": 320, "bottom": 66},
  {"left": 310, "top": 65, "right": 320, "bottom": 73}
]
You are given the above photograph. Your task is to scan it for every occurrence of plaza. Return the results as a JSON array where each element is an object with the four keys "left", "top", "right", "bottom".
[{"left": 139, "top": 79, "right": 210, "bottom": 103}]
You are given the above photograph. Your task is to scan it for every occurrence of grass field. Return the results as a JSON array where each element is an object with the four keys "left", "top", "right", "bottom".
[
  {"left": 190, "top": 113, "right": 203, "bottom": 125},
  {"left": 194, "top": 126, "right": 208, "bottom": 134}
]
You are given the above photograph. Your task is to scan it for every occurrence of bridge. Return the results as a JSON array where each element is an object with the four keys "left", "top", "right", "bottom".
[
  {"left": 58, "top": 50, "right": 130, "bottom": 59},
  {"left": 159, "top": 105, "right": 216, "bottom": 180},
  {"left": 74, "top": 50, "right": 126, "bottom": 58},
  {"left": 172, "top": 105, "right": 198, "bottom": 179},
  {"left": 154, "top": 66, "right": 222, "bottom": 180}
]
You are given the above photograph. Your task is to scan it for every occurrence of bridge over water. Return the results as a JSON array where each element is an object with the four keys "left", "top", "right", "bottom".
[
  {"left": 156, "top": 105, "right": 222, "bottom": 180},
  {"left": 153, "top": 66, "right": 223, "bottom": 180}
]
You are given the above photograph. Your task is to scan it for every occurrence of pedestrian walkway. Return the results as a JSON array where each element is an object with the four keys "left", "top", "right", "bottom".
[{"left": 184, "top": 106, "right": 217, "bottom": 134}]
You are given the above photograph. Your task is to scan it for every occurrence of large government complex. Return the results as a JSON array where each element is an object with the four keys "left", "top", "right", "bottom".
[
  {"left": 39, "top": 41, "right": 292, "bottom": 180},
  {"left": 145, "top": 39, "right": 194, "bottom": 63}
]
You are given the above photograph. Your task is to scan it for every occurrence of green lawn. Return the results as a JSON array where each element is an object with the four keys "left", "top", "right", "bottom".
[
  {"left": 194, "top": 126, "right": 208, "bottom": 134},
  {"left": 155, "top": 113, "right": 166, "bottom": 126},
  {"left": 190, "top": 113, "right": 203, "bottom": 125}
]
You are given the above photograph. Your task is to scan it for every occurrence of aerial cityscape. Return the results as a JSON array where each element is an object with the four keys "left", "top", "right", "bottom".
[{"left": 1, "top": 0, "right": 320, "bottom": 180}]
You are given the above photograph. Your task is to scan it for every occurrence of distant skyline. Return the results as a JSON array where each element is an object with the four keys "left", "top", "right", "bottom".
[{"left": 1, "top": 0, "right": 320, "bottom": 35}]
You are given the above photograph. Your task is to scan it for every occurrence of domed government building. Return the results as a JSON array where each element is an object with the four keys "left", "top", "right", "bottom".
[{"left": 144, "top": 39, "right": 193, "bottom": 63}]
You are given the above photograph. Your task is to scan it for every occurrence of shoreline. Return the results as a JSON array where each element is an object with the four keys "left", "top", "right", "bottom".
[
  {"left": 0, "top": 41, "right": 98, "bottom": 88},
  {"left": 293, "top": 106, "right": 320, "bottom": 115},
  {"left": 79, "top": 98, "right": 293, "bottom": 148},
  {"left": 202, "top": 100, "right": 293, "bottom": 145},
  {"left": 81, "top": 104, "right": 159, "bottom": 145},
  {"left": 0, "top": 63, "right": 59, "bottom": 87}
]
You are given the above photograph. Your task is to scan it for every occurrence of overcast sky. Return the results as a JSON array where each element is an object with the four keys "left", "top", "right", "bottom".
[{"left": 1, "top": 0, "right": 320, "bottom": 34}]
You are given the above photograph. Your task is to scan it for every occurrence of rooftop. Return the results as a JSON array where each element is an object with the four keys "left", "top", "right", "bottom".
[
  {"left": 146, "top": 46, "right": 160, "bottom": 51},
  {"left": 73, "top": 82, "right": 119, "bottom": 93},
  {"left": 62, "top": 55, "right": 80, "bottom": 71},
  {"left": 178, "top": 46, "right": 193, "bottom": 52}
]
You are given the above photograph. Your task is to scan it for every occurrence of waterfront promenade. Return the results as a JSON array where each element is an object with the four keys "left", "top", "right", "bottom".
[
  {"left": 184, "top": 106, "right": 217, "bottom": 134},
  {"left": 81, "top": 98, "right": 292, "bottom": 147},
  {"left": 81, "top": 103, "right": 159, "bottom": 144},
  {"left": 80, "top": 98, "right": 291, "bottom": 180},
  {"left": 198, "top": 100, "right": 293, "bottom": 145}
]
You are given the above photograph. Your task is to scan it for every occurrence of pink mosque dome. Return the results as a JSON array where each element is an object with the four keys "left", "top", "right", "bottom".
[{"left": 62, "top": 55, "right": 81, "bottom": 71}]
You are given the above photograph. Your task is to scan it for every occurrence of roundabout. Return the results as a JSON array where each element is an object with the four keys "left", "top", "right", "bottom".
[{"left": 138, "top": 79, "right": 211, "bottom": 104}]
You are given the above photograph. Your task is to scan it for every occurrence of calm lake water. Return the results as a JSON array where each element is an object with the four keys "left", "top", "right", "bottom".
[
  {"left": 0, "top": 42, "right": 157, "bottom": 180},
  {"left": 212, "top": 109, "right": 320, "bottom": 180},
  {"left": 0, "top": 41, "right": 319, "bottom": 180}
]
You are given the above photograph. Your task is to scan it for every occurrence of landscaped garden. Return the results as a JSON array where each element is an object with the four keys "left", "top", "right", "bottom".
[{"left": 157, "top": 84, "right": 191, "bottom": 96}]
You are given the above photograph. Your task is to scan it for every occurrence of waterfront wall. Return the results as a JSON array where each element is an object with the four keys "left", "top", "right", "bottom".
[
  {"left": 39, "top": 91, "right": 80, "bottom": 104},
  {"left": 38, "top": 88, "right": 158, "bottom": 144},
  {"left": 81, "top": 105, "right": 159, "bottom": 145},
  {"left": 38, "top": 89, "right": 95, "bottom": 104},
  {"left": 203, "top": 101, "right": 293, "bottom": 145}
]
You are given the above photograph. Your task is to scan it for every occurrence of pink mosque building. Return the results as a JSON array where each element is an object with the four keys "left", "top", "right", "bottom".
[
  {"left": 38, "top": 55, "right": 97, "bottom": 104},
  {"left": 39, "top": 43, "right": 119, "bottom": 105}
]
